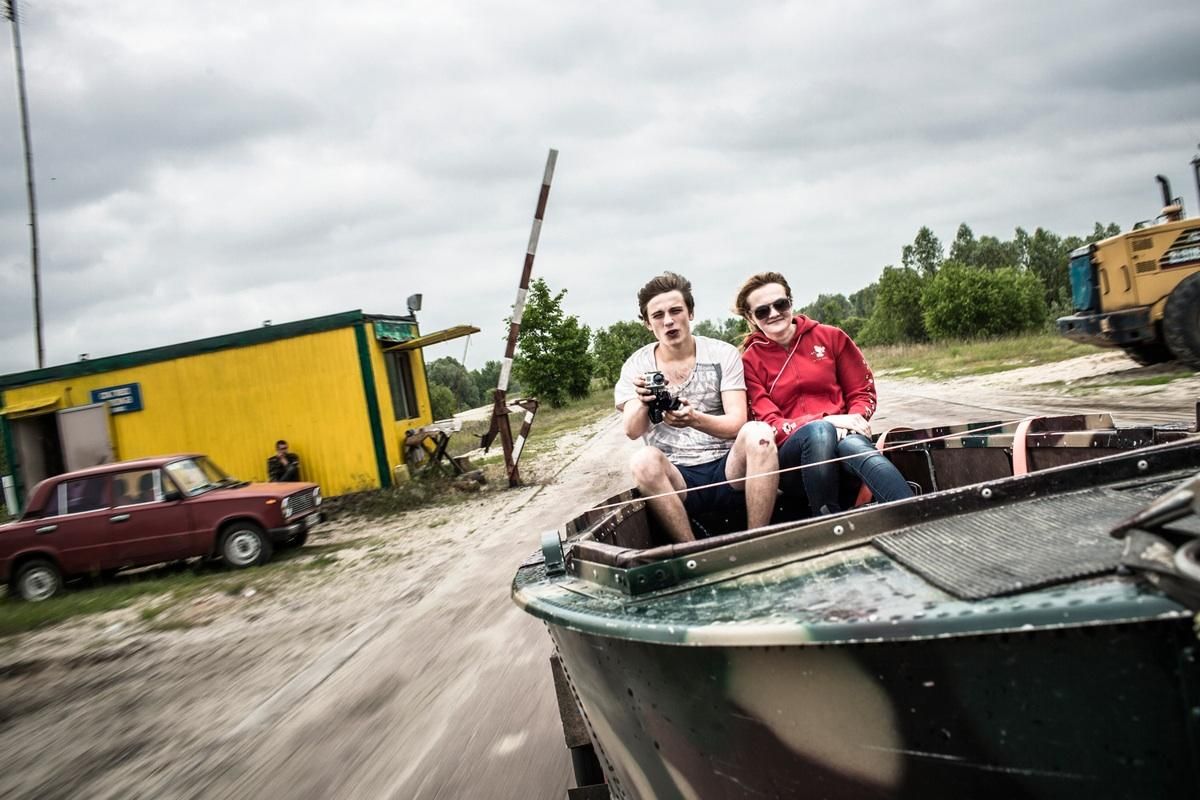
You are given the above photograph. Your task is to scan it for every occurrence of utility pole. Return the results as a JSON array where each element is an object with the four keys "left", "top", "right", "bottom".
[{"left": 4, "top": 0, "right": 44, "bottom": 368}]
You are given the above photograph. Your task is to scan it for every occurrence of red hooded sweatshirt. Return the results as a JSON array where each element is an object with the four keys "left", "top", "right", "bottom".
[{"left": 741, "top": 315, "right": 877, "bottom": 446}]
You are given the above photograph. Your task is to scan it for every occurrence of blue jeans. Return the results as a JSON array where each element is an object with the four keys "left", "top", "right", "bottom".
[{"left": 778, "top": 420, "right": 913, "bottom": 515}]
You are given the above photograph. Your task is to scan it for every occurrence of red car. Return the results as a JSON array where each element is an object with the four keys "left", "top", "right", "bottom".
[{"left": 0, "top": 454, "right": 322, "bottom": 601}]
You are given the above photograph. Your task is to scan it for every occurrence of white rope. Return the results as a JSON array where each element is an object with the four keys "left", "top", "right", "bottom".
[{"left": 586, "top": 416, "right": 1033, "bottom": 514}]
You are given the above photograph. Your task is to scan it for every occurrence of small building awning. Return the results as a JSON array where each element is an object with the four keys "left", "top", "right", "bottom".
[
  {"left": 384, "top": 325, "right": 481, "bottom": 352},
  {"left": 0, "top": 395, "right": 61, "bottom": 418}
]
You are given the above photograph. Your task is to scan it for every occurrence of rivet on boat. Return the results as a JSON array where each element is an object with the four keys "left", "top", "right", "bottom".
[
  {"left": 981, "top": 487, "right": 993, "bottom": 499},
  {"left": 833, "top": 525, "right": 845, "bottom": 536},
  {"left": 1137, "top": 459, "right": 1149, "bottom": 471},
  {"left": 686, "top": 560, "right": 697, "bottom": 570}
]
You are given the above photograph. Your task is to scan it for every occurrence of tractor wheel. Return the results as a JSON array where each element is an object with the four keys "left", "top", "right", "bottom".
[
  {"left": 1121, "top": 339, "right": 1174, "bottom": 367},
  {"left": 1162, "top": 274, "right": 1200, "bottom": 370}
]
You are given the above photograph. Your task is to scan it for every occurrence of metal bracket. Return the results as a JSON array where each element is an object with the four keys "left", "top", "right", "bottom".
[{"left": 542, "top": 529, "right": 566, "bottom": 576}]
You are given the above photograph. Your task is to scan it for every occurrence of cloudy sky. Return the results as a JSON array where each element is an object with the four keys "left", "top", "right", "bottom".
[{"left": 1, "top": 0, "right": 1198, "bottom": 376}]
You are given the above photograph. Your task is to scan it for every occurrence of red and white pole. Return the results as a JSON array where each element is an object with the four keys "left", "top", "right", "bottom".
[{"left": 490, "top": 148, "right": 557, "bottom": 486}]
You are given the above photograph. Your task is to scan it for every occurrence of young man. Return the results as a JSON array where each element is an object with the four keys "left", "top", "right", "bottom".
[
  {"left": 267, "top": 439, "right": 301, "bottom": 482},
  {"left": 615, "top": 272, "right": 779, "bottom": 542}
]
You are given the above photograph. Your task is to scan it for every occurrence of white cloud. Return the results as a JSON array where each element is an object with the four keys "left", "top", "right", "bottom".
[{"left": 1, "top": 0, "right": 1198, "bottom": 373}]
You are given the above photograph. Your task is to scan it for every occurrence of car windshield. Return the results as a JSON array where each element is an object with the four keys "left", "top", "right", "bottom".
[{"left": 165, "top": 457, "right": 235, "bottom": 496}]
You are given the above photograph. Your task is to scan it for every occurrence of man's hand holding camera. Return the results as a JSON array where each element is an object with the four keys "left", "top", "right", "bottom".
[
  {"left": 661, "top": 398, "right": 696, "bottom": 428},
  {"left": 640, "top": 370, "right": 685, "bottom": 424}
]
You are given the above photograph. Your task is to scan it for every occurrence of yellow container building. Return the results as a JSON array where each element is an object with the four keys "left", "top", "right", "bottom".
[{"left": 0, "top": 310, "right": 474, "bottom": 511}]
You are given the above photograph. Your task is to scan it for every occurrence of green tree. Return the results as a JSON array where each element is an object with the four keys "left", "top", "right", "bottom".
[
  {"left": 901, "top": 226, "right": 943, "bottom": 278},
  {"left": 849, "top": 283, "right": 878, "bottom": 318},
  {"left": 948, "top": 223, "right": 976, "bottom": 265},
  {"left": 858, "top": 266, "right": 928, "bottom": 345},
  {"left": 693, "top": 317, "right": 750, "bottom": 346},
  {"left": 513, "top": 279, "right": 594, "bottom": 407},
  {"left": 1026, "top": 227, "right": 1071, "bottom": 309},
  {"left": 429, "top": 384, "right": 457, "bottom": 421},
  {"left": 427, "top": 357, "right": 480, "bottom": 411},
  {"left": 920, "top": 262, "right": 1046, "bottom": 340},
  {"left": 593, "top": 320, "right": 656, "bottom": 385},
  {"left": 469, "top": 360, "right": 507, "bottom": 403},
  {"left": 840, "top": 316, "right": 867, "bottom": 340},
  {"left": 797, "top": 294, "right": 852, "bottom": 327}
]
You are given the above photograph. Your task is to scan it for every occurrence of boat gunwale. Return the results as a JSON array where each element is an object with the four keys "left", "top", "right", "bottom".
[{"left": 566, "top": 434, "right": 1198, "bottom": 588}]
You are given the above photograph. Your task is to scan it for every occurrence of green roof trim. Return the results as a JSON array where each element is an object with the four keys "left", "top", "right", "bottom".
[{"left": 0, "top": 310, "right": 415, "bottom": 390}]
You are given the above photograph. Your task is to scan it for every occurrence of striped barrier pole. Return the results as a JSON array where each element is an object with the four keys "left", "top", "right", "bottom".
[{"left": 489, "top": 148, "right": 557, "bottom": 486}]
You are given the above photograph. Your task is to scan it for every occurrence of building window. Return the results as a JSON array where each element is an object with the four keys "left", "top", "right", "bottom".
[{"left": 384, "top": 351, "right": 420, "bottom": 420}]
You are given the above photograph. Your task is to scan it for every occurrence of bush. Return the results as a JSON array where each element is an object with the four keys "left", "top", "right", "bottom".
[
  {"left": 593, "top": 320, "right": 655, "bottom": 386},
  {"left": 513, "top": 279, "right": 594, "bottom": 407},
  {"left": 429, "top": 384, "right": 457, "bottom": 421},
  {"left": 840, "top": 316, "right": 867, "bottom": 341},
  {"left": 858, "top": 266, "right": 927, "bottom": 345},
  {"left": 921, "top": 262, "right": 1047, "bottom": 340}
]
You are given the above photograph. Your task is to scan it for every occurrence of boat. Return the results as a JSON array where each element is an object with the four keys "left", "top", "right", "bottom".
[{"left": 512, "top": 411, "right": 1200, "bottom": 799}]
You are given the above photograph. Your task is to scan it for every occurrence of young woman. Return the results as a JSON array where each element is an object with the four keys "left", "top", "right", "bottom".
[{"left": 735, "top": 271, "right": 913, "bottom": 516}]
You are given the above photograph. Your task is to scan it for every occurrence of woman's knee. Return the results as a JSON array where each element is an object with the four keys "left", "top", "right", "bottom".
[{"left": 798, "top": 420, "right": 838, "bottom": 454}]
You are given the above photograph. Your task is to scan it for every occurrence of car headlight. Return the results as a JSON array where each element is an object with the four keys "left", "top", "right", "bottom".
[
  {"left": 282, "top": 497, "right": 291, "bottom": 517},
  {"left": 313, "top": 487, "right": 322, "bottom": 506}
]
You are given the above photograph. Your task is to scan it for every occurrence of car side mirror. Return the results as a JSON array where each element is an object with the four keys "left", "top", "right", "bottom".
[{"left": 163, "top": 490, "right": 182, "bottom": 502}]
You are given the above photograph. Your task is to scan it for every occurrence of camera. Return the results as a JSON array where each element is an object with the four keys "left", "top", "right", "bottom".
[{"left": 642, "top": 371, "right": 682, "bottom": 423}]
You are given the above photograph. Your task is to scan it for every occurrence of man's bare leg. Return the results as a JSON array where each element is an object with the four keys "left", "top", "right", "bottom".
[
  {"left": 629, "top": 447, "right": 694, "bottom": 542},
  {"left": 725, "top": 421, "right": 780, "bottom": 530}
]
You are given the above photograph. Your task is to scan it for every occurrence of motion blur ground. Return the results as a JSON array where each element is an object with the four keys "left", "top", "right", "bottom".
[{"left": 0, "top": 354, "right": 1197, "bottom": 799}]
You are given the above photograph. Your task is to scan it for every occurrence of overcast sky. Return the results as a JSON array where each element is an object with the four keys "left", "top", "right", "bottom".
[{"left": 1, "top": 0, "right": 1198, "bottom": 376}]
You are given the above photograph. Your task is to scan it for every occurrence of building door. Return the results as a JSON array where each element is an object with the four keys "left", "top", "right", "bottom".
[
  {"left": 9, "top": 412, "right": 65, "bottom": 496},
  {"left": 57, "top": 403, "right": 114, "bottom": 471}
]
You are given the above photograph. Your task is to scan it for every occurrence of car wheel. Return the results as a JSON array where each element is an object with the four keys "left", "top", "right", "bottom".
[
  {"left": 14, "top": 559, "right": 63, "bottom": 602},
  {"left": 221, "top": 523, "right": 273, "bottom": 568},
  {"left": 1163, "top": 274, "right": 1200, "bottom": 369},
  {"left": 1120, "top": 339, "right": 1174, "bottom": 366}
]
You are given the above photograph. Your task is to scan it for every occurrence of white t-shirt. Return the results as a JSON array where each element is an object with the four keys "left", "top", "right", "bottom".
[{"left": 614, "top": 335, "right": 746, "bottom": 467}]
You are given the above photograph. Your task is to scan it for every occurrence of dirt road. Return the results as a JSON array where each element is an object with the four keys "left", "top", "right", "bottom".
[{"left": 0, "top": 354, "right": 1196, "bottom": 799}]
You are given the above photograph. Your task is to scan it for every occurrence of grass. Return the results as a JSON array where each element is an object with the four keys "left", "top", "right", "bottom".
[
  {"left": 1038, "top": 370, "right": 1195, "bottom": 394},
  {"left": 0, "top": 538, "right": 368, "bottom": 639},
  {"left": 519, "top": 386, "right": 616, "bottom": 459},
  {"left": 328, "top": 473, "right": 478, "bottom": 518},
  {"left": 863, "top": 333, "right": 1102, "bottom": 381}
]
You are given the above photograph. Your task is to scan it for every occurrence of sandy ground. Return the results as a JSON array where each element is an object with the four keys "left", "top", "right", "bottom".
[{"left": 0, "top": 353, "right": 1197, "bottom": 799}]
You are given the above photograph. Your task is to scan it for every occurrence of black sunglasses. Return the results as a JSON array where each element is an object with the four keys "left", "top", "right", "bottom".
[{"left": 752, "top": 297, "right": 792, "bottom": 321}]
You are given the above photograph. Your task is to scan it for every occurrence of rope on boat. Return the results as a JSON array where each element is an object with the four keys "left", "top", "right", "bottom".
[{"left": 582, "top": 416, "right": 1170, "bottom": 515}]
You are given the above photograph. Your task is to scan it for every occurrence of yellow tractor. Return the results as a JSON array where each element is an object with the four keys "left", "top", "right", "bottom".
[{"left": 1057, "top": 154, "right": 1200, "bottom": 369}]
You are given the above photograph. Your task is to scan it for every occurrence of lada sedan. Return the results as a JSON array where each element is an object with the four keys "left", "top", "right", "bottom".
[{"left": 1, "top": 454, "right": 322, "bottom": 601}]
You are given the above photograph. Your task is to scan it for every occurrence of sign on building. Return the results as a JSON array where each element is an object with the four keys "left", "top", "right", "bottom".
[{"left": 90, "top": 382, "right": 144, "bottom": 414}]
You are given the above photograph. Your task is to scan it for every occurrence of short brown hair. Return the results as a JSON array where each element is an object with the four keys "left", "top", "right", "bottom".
[
  {"left": 637, "top": 272, "right": 695, "bottom": 321},
  {"left": 733, "top": 272, "right": 793, "bottom": 349},
  {"left": 733, "top": 271, "right": 793, "bottom": 319}
]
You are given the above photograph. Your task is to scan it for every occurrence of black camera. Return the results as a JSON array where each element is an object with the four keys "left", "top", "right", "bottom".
[{"left": 642, "top": 371, "right": 682, "bottom": 423}]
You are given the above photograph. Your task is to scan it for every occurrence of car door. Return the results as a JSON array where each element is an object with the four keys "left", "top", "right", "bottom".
[
  {"left": 41, "top": 475, "right": 122, "bottom": 575},
  {"left": 108, "top": 469, "right": 194, "bottom": 565}
]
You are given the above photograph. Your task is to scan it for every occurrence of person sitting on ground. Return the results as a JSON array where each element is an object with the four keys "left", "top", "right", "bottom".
[
  {"left": 616, "top": 272, "right": 779, "bottom": 543},
  {"left": 735, "top": 271, "right": 913, "bottom": 517},
  {"left": 268, "top": 439, "right": 301, "bottom": 482}
]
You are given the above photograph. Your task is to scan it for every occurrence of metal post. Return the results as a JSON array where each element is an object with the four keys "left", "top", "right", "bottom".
[
  {"left": 485, "top": 148, "right": 557, "bottom": 487},
  {"left": 4, "top": 0, "right": 44, "bottom": 367}
]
